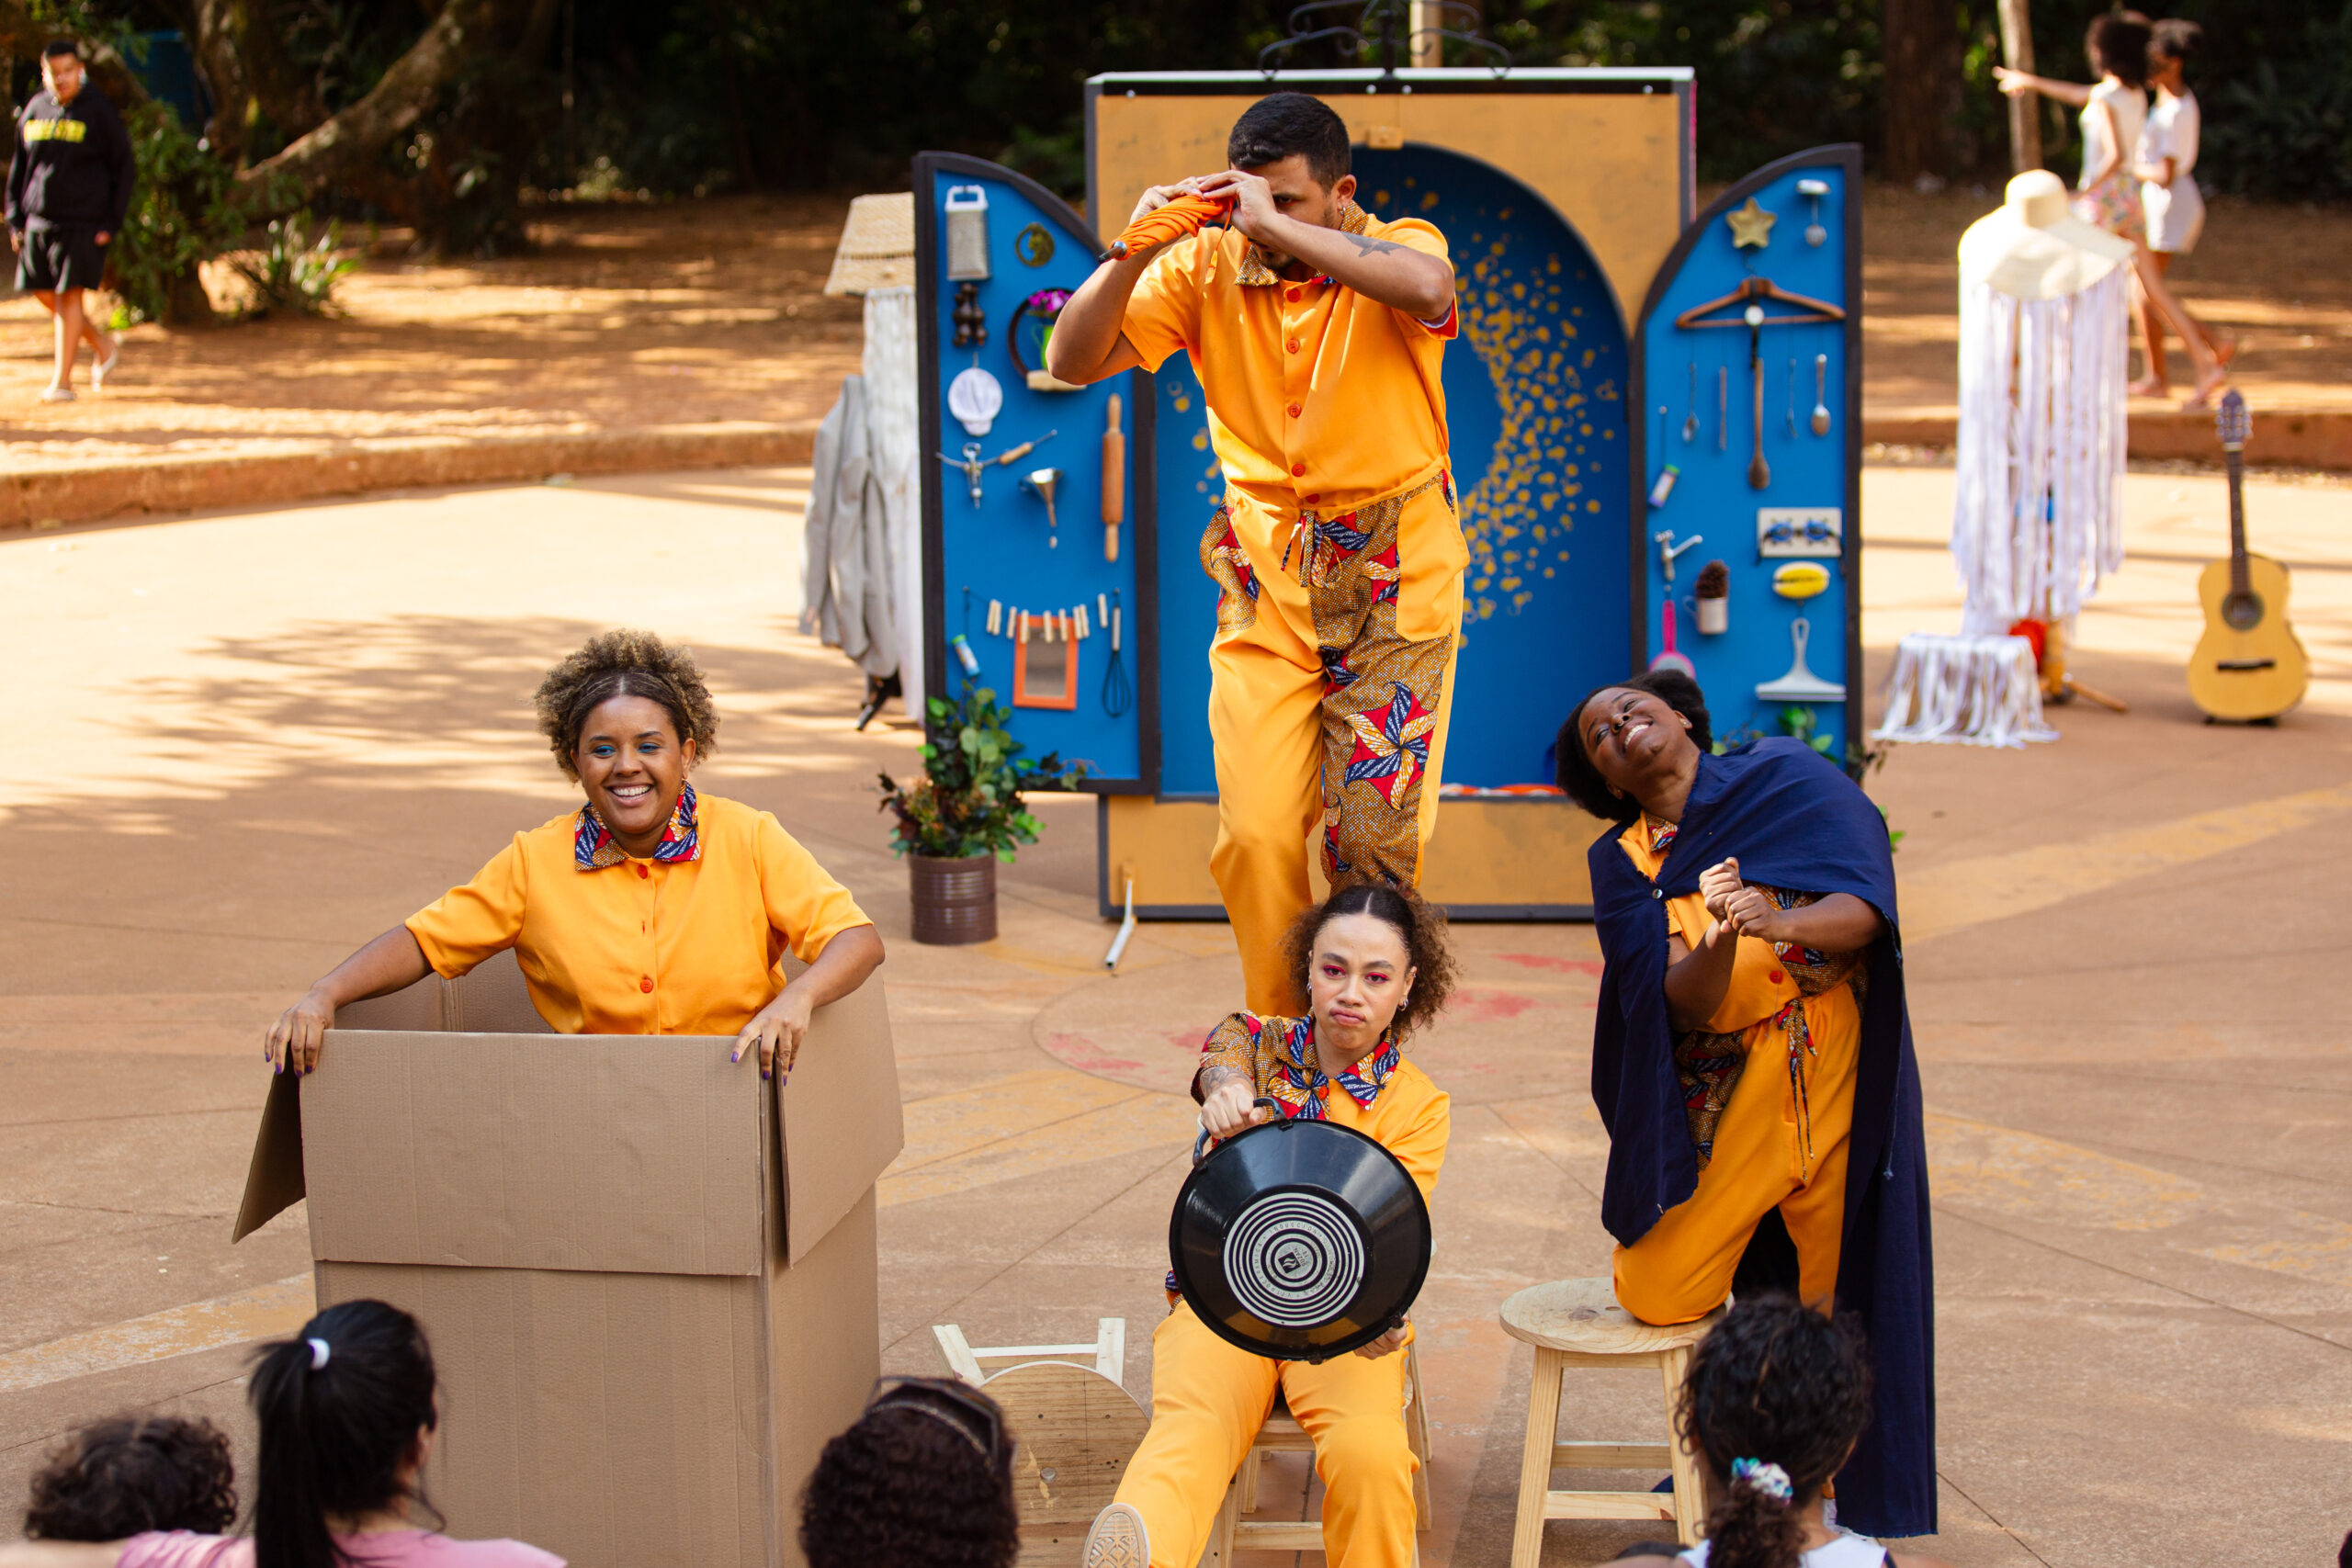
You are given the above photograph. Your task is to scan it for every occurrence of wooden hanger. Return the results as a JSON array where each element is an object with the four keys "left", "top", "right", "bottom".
[{"left": 1675, "top": 274, "right": 1846, "bottom": 330}]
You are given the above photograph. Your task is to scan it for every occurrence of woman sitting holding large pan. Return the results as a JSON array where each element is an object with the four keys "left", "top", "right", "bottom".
[
  {"left": 1081, "top": 882, "right": 1455, "bottom": 1568},
  {"left": 265, "top": 629, "right": 883, "bottom": 1079}
]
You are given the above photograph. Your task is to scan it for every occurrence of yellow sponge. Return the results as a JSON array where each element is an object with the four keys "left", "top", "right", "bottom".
[{"left": 1771, "top": 561, "right": 1832, "bottom": 600}]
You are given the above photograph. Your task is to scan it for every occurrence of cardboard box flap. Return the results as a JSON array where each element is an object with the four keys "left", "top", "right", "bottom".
[
  {"left": 778, "top": 976, "right": 903, "bottom": 1265},
  {"left": 303, "top": 1032, "right": 768, "bottom": 1276},
  {"left": 232, "top": 1066, "right": 306, "bottom": 1244}
]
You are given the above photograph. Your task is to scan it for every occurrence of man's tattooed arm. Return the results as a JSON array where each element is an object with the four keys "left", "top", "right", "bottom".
[{"left": 1334, "top": 231, "right": 1409, "bottom": 258}]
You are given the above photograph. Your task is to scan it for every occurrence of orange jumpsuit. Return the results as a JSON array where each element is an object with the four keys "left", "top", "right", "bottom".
[
  {"left": 1608, "top": 817, "right": 1861, "bottom": 1323},
  {"left": 1120, "top": 206, "right": 1464, "bottom": 1014},
  {"left": 1115, "top": 1012, "right": 1450, "bottom": 1568}
]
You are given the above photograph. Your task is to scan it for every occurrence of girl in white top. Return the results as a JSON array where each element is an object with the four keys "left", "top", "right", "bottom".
[
  {"left": 2132, "top": 19, "right": 2232, "bottom": 395},
  {"left": 1997, "top": 13, "right": 2228, "bottom": 408},
  {"left": 1609, "top": 1297, "right": 1949, "bottom": 1568}
]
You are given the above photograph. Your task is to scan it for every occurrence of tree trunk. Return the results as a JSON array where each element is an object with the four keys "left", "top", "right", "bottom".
[
  {"left": 1881, "top": 0, "right": 1960, "bottom": 183},
  {"left": 230, "top": 0, "right": 504, "bottom": 218},
  {"left": 1996, "top": 0, "right": 2044, "bottom": 175}
]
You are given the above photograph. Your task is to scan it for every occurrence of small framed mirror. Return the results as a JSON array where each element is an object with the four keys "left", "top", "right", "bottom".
[{"left": 1012, "top": 616, "right": 1080, "bottom": 709}]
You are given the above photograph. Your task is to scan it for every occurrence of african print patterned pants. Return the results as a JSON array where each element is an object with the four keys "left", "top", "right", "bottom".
[{"left": 1201, "top": 476, "right": 1462, "bottom": 1015}]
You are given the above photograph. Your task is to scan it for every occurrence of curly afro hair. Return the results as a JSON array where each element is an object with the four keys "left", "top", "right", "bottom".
[
  {"left": 800, "top": 1404, "right": 1020, "bottom": 1568},
  {"left": 25, "top": 1415, "right": 239, "bottom": 1540},
  {"left": 1282, "top": 881, "right": 1458, "bottom": 1041},
  {"left": 532, "top": 629, "right": 720, "bottom": 782},
  {"left": 1553, "top": 669, "right": 1713, "bottom": 821},
  {"left": 1677, "top": 1295, "right": 1875, "bottom": 1568}
]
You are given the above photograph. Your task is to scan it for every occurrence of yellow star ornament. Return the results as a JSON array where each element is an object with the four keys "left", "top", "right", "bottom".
[{"left": 1726, "top": 197, "right": 1777, "bottom": 249}]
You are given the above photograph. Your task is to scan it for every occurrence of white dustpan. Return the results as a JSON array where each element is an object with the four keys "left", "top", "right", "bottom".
[{"left": 1755, "top": 615, "right": 1846, "bottom": 702}]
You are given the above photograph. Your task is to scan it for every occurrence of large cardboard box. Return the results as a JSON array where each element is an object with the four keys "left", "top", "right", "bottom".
[{"left": 234, "top": 952, "right": 904, "bottom": 1568}]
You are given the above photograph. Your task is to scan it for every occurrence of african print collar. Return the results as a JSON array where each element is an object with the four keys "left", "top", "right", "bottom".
[
  {"left": 1237, "top": 199, "right": 1371, "bottom": 288},
  {"left": 1643, "top": 815, "right": 1679, "bottom": 857},
  {"left": 574, "top": 781, "right": 701, "bottom": 870},
  {"left": 1265, "top": 1014, "right": 1400, "bottom": 1120}
]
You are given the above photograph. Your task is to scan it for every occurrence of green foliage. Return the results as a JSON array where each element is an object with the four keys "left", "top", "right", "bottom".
[
  {"left": 1775, "top": 705, "right": 1838, "bottom": 757},
  {"left": 230, "top": 214, "right": 360, "bottom": 319},
  {"left": 107, "top": 101, "right": 245, "bottom": 328},
  {"left": 876, "top": 682, "right": 1088, "bottom": 862}
]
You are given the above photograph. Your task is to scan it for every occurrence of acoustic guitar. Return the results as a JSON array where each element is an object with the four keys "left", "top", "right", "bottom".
[{"left": 2187, "top": 390, "right": 2308, "bottom": 722}]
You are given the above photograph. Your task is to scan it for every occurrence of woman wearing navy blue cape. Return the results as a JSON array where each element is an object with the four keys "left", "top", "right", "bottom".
[{"left": 1555, "top": 671, "right": 1934, "bottom": 1540}]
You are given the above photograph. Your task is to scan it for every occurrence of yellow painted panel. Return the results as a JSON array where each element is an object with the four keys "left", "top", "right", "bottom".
[
  {"left": 1103, "top": 795, "right": 1599, "bottom": 910},
  {"left": 1091, "top": 88, "right": 1682, "bottom": 324}
]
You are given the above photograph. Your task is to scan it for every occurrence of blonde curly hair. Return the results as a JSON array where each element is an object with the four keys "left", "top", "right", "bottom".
[{"left": 532, "top": 629, "right": 720, "bottom": 781}]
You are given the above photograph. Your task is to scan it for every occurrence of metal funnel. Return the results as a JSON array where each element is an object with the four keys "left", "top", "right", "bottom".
[{"left": 1023, "top": 467, "right": 1063, "bottom": 547}]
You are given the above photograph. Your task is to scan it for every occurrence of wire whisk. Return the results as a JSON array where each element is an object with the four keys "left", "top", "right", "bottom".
[{"left": 1102, "top": 589, "right": 1134, "bottom": 717}]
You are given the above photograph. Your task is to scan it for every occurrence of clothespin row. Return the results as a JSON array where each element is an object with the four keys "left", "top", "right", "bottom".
[{"left": 985, "top": 599, "right": 1092, "bottom": 644}]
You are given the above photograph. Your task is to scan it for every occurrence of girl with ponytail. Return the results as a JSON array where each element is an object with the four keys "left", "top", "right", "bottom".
[
  {"left": 1, "top": 1301, "right": 560, "bottom": 1568},
  {"left": 1617, "top": 1296, "right": 1950, "bottom": 1568}
]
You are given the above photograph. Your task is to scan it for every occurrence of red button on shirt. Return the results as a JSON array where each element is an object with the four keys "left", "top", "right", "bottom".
[
  {"left": 1286, "top": 288, "right": 1302, "bottom": 302},
  {"left": 1303, "top": 493, "right": 1320, "bottom": 503},
  {"left": 1287, "top": 402, "right": 1302, "bottom": 418},
  {"left": 1285, "top": 338, "right": 1301, "bottom": 354},
  {"left": 1769, "top": 969, "right": 1786, "bottom": 984},
  {"left": 635, "top": 864, "right": 649, "bottom": 879},
  {"left": 639, "top": 976, "right": 654, "bottom": 993},
  {"left": 1291, "top": 462, "right": 1307, "bottom": 478}
]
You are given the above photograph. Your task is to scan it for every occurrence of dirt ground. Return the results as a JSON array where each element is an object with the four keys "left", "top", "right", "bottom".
[
  {"left": 0, "top": 194, "right": 863, "bottom": 472},
  {"left": 2, "top": 185, "right": 2348, "bottom": 478}
]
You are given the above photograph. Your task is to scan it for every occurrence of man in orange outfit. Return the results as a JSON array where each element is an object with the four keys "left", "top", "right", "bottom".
[{"left": 1048, "top": 94, "right": 1461, "bottom": 1014}]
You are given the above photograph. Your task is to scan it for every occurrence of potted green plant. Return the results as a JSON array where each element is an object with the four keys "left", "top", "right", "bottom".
[{"left": 878, "top": 682, "right": 1086, "bottom": 944}]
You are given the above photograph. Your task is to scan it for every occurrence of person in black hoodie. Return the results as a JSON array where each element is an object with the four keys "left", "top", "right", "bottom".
[{"left": 6, "top": 40, "right": 133, "bottom": 402}]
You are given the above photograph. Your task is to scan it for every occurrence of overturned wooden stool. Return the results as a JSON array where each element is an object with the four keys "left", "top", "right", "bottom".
[
  {"left": 1199, "top": 1343, "right": 1430, "bottom": 1568},
  {"left": 933, "top": 1320, "right": 1146, "bottom": 1568},
  {"left": 1499, "top": 1279, "right": 1724, "bottom": 1564}
]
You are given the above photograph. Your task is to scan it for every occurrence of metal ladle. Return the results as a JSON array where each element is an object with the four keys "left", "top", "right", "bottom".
[
  {"left": 1023, "top": 467, "right": 1064, "bottom": 548},
  {"left": 1811, "top": 355, "right": 1832, "bottom": 436},
  {"left": 1682, "top": 363, "right": 1699, "bottom": 443}
]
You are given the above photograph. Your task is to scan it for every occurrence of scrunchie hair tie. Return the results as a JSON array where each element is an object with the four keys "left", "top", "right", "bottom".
[
  {"left": 1730, "top": 1458, "right": 1792, "bottom": 1504},
  {"left": 307, "top": 1337, "right": 331, "bottom": 1371}
]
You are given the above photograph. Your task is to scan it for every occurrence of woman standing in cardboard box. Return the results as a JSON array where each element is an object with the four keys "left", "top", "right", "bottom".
[{"left": 264, "top": 630, "right": 885, "bottom": 1079}]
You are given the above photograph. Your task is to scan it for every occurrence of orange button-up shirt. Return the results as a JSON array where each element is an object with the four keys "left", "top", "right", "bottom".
[
  {"left": 405, "top": 793, "right": 870, "bottom": 1036},
  {"left": 1122, "top": 212, "right": 1460, "bottom": 598}
]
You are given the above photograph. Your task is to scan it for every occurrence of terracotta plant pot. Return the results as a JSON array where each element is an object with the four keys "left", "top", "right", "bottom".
[{"left": 909, "top": 853, "right": 998, "bottom": 945}]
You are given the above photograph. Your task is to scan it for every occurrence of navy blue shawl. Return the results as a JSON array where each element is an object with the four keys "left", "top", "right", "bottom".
[{"left": 1589, "top": 738, "right": 1936, "bottom": 1538}]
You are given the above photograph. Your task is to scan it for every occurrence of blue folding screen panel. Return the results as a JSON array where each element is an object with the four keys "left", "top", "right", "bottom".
[
  {"left": 915, "top": 154, "right": 1150, "bottom": 788},
  {"left": 1632, "top": 148, "right": 1864, "bottom": 759}
]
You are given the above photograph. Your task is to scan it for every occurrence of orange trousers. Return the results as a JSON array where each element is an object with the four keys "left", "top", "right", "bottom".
[
  {"left": 1202, "top": 481, "right": 1464, "bottom": 1013},
  {"left": 1114, "top": 1303, "right": 1419, "bottom": 1568},
  {"left": 1614, "top": 987, "right": 1861, "bottom": 1324}
]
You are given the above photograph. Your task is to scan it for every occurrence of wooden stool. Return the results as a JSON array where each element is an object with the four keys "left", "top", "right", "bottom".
[
  {"left": 1199, "top": 1343, "right": 1430, "bottom": 1568},
  {"left": 933, "top": 1320, "right": 1146, "bottom": 1568},
  {"left": 1498, "top": 1279, "right": 1724, "bottom": 1565}
]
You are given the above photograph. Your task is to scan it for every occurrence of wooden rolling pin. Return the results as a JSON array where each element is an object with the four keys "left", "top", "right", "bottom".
[{"left": 1102, "top": 393, "right": 1125, "bottom": 563}]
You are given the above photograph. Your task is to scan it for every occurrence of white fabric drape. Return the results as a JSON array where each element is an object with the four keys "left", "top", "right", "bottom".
[
  {"left": 797, "top": 287, "right": 925, "bottom": 711},
  {"left": 1871, "top": 632, "right": 2058, "bottom": 748},
  {"left": 864, "top": 287, "right": 924, "bottom": 716},
  {"left": 1951, "top": 267, "right": 2129, "bottom": 637},
  {"left": 800, "top": 376, "right": 897, "bottom": 680}
]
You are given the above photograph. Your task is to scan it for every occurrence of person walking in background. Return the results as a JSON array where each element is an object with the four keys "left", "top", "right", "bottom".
[
  {"left": 2132, "top": 19, "right": 2230, "bottom": 396},
  {"left": 6, "top": 39, "right": 131, "bottom": 404},
  {"left": 1996, "top": 12, "right": 2227, "bottom": 408}
]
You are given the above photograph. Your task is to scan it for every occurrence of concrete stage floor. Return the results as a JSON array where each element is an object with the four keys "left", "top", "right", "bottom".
[{"left": 2, "top": 465, "right": 2347, "bottom": 1566}]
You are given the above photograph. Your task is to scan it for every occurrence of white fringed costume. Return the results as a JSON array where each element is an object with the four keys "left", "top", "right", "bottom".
[{"left": 1876, "top": 173, "right": 2132, "bottom": 748}]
